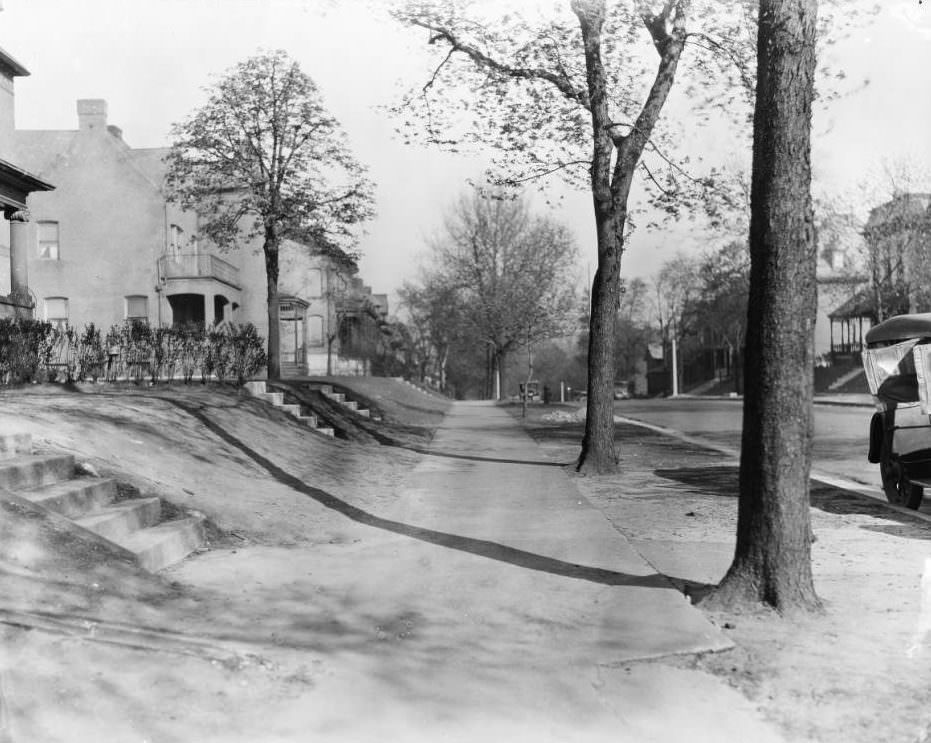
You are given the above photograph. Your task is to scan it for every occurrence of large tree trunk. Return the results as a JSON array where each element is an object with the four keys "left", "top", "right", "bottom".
[
  {"left": 703, "top": 0, "right": 821, "bottom": 613},
  {"left": 264, "top": 237, "right": 281, "bottom": 381},
  {"left": 572, "top": 0, "right": 685, "bottom": 474}
]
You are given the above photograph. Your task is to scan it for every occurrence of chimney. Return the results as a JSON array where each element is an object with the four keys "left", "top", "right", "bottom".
[{"left": 77, "top": 99, "right": 107, "bottom": 131}]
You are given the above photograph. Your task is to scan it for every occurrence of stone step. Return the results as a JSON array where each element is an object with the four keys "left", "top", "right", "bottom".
[
  {"left": 120, "top": 516, "right": 206, "bottom": 572},
  {"left": 0, "top": 454, "right": 75, "bottom": 491},
  {"left": 279, "top": 403, "right": 302, "bottom": 416},
  {"left": 356, "top": 409, "right": 370, "bottom": 418},
  {"left": 258, "top": 391, "right": 285, "bottom": 406},
  {"left": 0, "top": 433, "right": 32, "bottom": 460},
  {"left": 76, "top": 497, "right": 163, "bottom": 542},
  {"left": 328, "top": 392, "right": 346, "bottom": 403},
  {"left": 20, "top": 477, "right": 117, "bottom": 518},
  {"left": 317, "top": 427, "right": 335, "bottom": 437},
  {"left": 297, "top": 414, "right": 318, "bottom": 427},
  {"left": 343, "top": 400, "right": 358, "bottom": 411},
  {"left": 244, "top": 381, "right": 267, "bottom": 396}
]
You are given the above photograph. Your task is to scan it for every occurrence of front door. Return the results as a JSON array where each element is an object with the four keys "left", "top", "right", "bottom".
[{"left": 279, "top": 300, "right": 306, "bottom": 368}]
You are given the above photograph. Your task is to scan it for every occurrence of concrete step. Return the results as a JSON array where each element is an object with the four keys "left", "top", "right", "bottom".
[
  {"left": 0, "top": 433, "right": 32, "bottom": 460},
  {"left": 21, "top": 477, "right": 117, "bottom": 518},
  {"left": 244, "top": 381, "right": 267, "bottom": 396},
  {"left": 120, "top": 516, "right": 206, "bottom": 572},
  {"left": 311, "top": 384, "right": 333, "bottom": 395},
  {"left": 279, "top": 403, "right": 302, "bottom": 416},
  {"left": 0, "top": 454, "right": 75, "bottom": 491},
  {"left": 297, "top": 414, "right": 318, "bottom": 427},
  {"left": 258, "top": 391, "right": 285, "bottom": 406},
  {"left": 356, "top": 409, "right": 370, "bottom": 418},
  {"left": 343, "top": 400, "right": 358, "bottom": 411},
  {"left": 317, "top": 427, "right": 335, "bottom": 437},
  {"left": 76, "top": 497, "right": 162, "bottom": 542},
  {"left": 327, "top": 392, "right": 346, "bottom": 403}
]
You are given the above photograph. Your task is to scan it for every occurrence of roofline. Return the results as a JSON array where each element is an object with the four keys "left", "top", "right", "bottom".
[
  {"left": 0, "top": 156, "right": 54, "bottom": 192},
  {"left": 0, "top": 46, "right": 30, "bottom": 77}
]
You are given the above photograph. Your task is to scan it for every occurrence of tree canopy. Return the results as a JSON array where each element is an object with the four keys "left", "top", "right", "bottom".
[{"left": 165, "top": 50, "right": 374, "bottom": 378}]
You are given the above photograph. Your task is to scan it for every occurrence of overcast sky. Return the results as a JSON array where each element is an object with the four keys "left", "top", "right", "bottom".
[{"left": 2, "top": 0, "right": 930, "bottom": 306}]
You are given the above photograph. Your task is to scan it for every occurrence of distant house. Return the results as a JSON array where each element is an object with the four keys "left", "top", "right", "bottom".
[
  {"left": 11, "top": 98, "right": 384, "bottom": 376},
  {"left": 0, "top": 45, "right": 54, "bottom": 320}
]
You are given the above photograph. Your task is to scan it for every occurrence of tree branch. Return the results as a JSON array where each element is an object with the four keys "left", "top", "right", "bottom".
[{"left": 410, "top": 18, "right": 591, "bottom": 110}]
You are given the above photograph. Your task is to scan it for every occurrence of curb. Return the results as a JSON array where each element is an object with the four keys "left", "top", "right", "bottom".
[{"left": 614, "top": 414, "right": 931, "bottom": 527}]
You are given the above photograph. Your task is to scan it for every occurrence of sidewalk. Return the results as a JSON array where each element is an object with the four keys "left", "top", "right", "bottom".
[{"left": 1, "top": 397, "right": 793, "bottom": 743}]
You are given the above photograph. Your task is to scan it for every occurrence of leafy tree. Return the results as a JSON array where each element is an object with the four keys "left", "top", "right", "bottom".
[
  {"left": 398, "top": 276, "right": 464, "bottom": 390},
  {"left": 417, "top": 190, "right": 578, "bottom": 399},
  {"left": 680, "top": 241, "right": 750, "bottom": 392},
  {"left": 165, "top": 50, "right": 374, "bottom": 379},
  {"left": 703, "top": 0, "right": 821, "bottom": 613},
  {"left": 393, "top": 1, "right": 701, "bottom": 470}
]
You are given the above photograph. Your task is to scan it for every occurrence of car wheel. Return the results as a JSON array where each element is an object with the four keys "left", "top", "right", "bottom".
[{"left": 880, "top": 453, "right": 924, "bottom": 509}]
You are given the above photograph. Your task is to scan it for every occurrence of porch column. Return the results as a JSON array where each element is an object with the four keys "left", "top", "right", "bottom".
[
  {"left": 8, "top": 209, "right": 30, "bottom": 303},
  {"left": 203, "top": 292, "right": 215, "bottom": 326}
]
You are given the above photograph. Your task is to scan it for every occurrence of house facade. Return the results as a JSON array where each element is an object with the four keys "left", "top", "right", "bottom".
[
  {"left": 0, "top": 44, "right": 53, "bottom": 319},
  {"left": 11, "top": 98, "right": 383, "bottom": 376}
]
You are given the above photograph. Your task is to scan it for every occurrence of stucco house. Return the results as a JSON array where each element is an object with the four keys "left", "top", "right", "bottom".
[
  {"left": 10, "top": 98, "right": 384, "bottom": 375},
  {"left": 0, "top": 45, "right": 53, "bottom": 319}
]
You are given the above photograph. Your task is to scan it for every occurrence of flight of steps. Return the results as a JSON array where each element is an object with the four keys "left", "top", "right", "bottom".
[
  {"left": 244, "top": 381, "right": 336, "bottom": 436},
  {"left": 309, "top": 383, "right": 371, "bottom": 419},
  {"left": 0, "top": 433, "right": 205, "bottom": 571}
]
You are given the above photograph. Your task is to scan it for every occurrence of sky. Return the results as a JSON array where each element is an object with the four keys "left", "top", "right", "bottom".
[{"left": 1, "top": 0, "right": 930, "bottom": 308}]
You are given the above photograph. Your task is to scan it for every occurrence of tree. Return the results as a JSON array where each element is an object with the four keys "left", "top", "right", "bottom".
[
  {"left": 419, "top": 190, "right": 578, "bottom": 399},
  {"left": 396, "top": 0, "right": 756, "bottom": 472},
  {"left": 165, "top": 50, "right": 374, "bottom": 380},
  {"left": 680, "top": 241, "right": 750, "bottom": 392},
  {"left": 398, "top": 277, "right": 463, "bottom": 390},
  {"left": 703, "top": 0, "right": 821, "bottom": 613},
  {"left": 393, "top": 1, "right": 875, "bottom": 471}
]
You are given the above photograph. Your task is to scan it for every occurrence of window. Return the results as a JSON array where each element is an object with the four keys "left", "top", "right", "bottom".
[
  {"left": 125, "top": 295, "right": 148, "bottom": 322},
  {"left": 169, "top": 224, "right": 184, "bottom": 257},
  {"left": 37, "top": 221, "right": 59, "bottom": 260},
  {"left": 308, "top": 315, "right": 324, "bottom": 346},
  {"left": 308, "top": 268, "right": 322, "bottom": 297},
  {"left": 44, "top": 297, "right": 68, "bottom": 328}
]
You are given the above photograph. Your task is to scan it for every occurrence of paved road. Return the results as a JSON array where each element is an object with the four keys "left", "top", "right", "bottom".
[{"left": 615, "top": 397, "right": 878, "bottom": 487}]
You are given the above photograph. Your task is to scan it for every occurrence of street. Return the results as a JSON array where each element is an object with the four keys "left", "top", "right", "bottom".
[{"left": 613, "top": 397, "right": 888, "bottom": 503}]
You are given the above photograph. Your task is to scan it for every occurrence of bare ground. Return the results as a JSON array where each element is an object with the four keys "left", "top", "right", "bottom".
[
  {"left": 3, "top": 386, "right": 931, "bottom": 741},
  {"left": 517, "top": 403, "right": 931, "bottom": 743}
]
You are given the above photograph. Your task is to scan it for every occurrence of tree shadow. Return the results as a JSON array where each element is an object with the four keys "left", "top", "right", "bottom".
[
  {"left": 162, "top": 399, "right": 671, "bottom": 591},
  {"left": 654, "top": 464, "right": 931, "bottom": 540}
]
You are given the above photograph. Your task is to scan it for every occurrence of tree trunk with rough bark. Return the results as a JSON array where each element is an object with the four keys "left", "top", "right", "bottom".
[
  {"left": 703, "top": 0, "right": 821, "bottom": 613},
  {"left": 264, "top": 232, "right": 281, "bottom": 381},
  {"left": 572, "top": 0, "right": 685, "bottom": 474}
]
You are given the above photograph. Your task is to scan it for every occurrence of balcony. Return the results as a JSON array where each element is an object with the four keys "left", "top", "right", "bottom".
[{"left": 158, "top": 253, "right": 240, "bottom": 289}]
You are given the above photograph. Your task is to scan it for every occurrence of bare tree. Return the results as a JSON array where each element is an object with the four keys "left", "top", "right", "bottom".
[{"left": 421, "top": 190, "right": 578, "bottom": 399}]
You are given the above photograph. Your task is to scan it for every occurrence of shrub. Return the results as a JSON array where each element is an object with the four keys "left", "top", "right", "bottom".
[{"left": 0, "top": 317, "right": 267, "bottom": 387}]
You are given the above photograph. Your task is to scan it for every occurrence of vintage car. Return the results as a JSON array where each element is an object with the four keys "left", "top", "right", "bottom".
[{"left": 863, "top": 313, "right": 931, "bottom": 509}]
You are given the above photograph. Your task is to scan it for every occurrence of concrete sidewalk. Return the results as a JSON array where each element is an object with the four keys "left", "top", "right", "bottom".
[{"left": 311, "top": 400, "right": 785, "bottom": 742}]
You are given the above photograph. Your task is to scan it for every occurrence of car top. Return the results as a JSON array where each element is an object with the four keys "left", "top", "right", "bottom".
[{"left": 866, "top": 313, "right": 931, "bottom": 346}]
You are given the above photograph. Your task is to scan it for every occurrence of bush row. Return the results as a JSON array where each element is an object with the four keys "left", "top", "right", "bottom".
[{"left": 0, "top": 318, "right": 267, "bottom": 386}]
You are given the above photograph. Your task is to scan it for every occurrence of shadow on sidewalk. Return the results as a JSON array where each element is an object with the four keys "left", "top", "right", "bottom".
[{"left": 166, "top": 399, "right": 673, "bottom": 591}]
